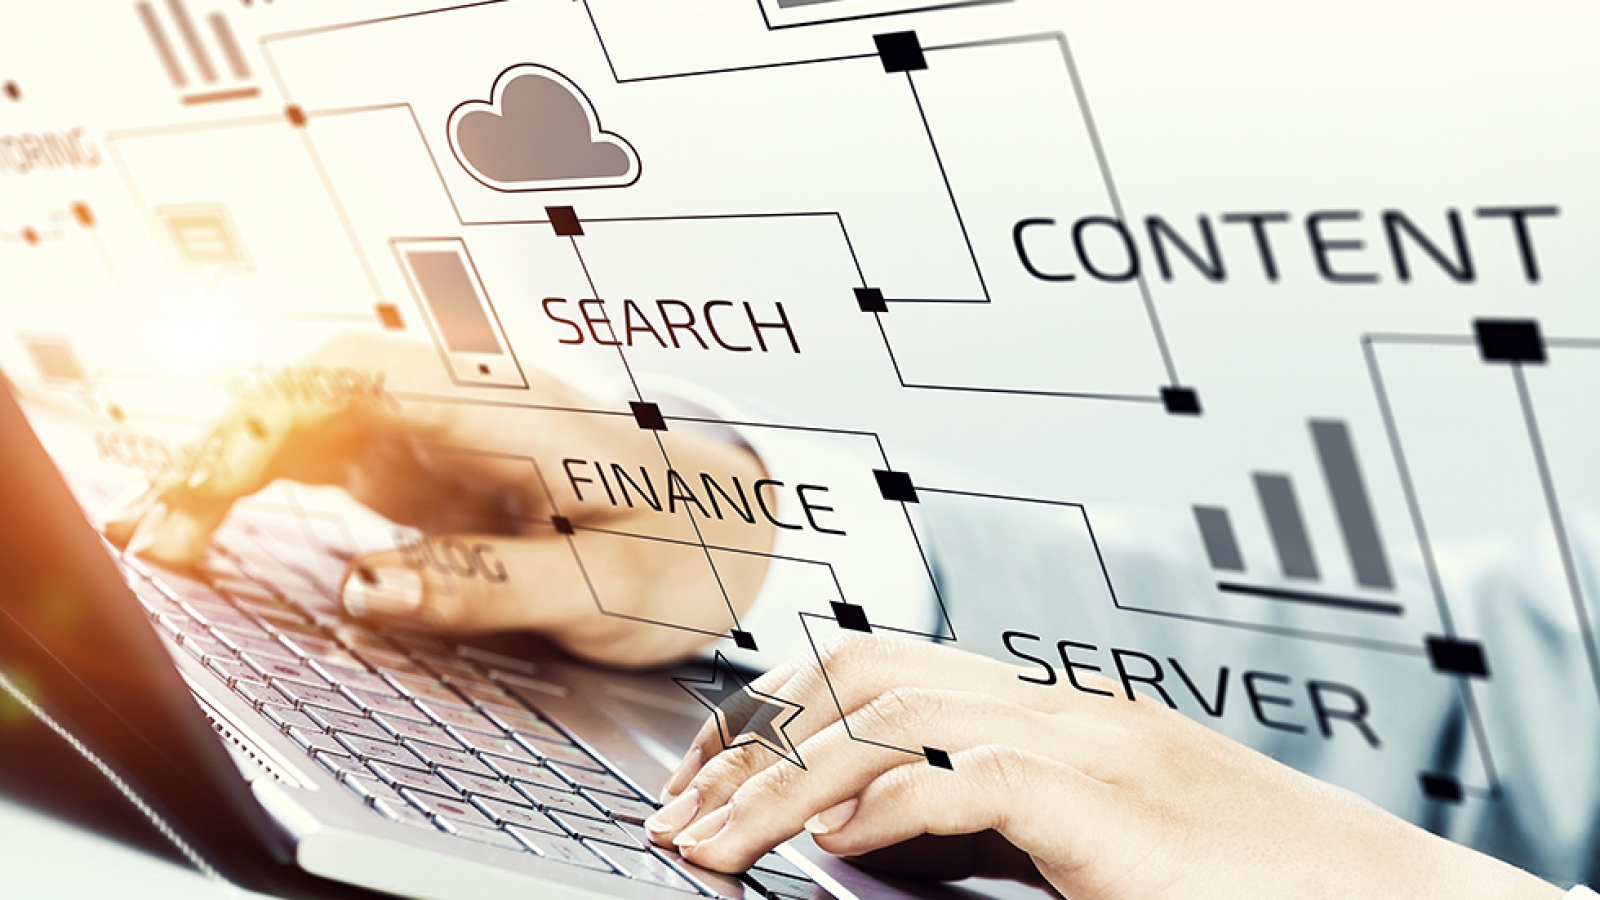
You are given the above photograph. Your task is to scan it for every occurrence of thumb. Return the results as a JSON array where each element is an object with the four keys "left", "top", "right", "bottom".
[{"left": 338, "top": 536, "right": 528, "bottom": 632}]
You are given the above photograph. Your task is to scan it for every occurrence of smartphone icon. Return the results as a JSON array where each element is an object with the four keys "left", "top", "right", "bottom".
[{"left": 391, "top": 237, "right": 528, "bottom": 389}]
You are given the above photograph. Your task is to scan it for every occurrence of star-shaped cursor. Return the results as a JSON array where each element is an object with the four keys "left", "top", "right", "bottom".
[{"left": 675, "top": 652, "right": 805, "bottom": 768}]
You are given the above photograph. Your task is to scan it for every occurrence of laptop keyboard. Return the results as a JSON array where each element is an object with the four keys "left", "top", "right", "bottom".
[{"left": 110, "top": 533, "right": 821, "bottom": 900}]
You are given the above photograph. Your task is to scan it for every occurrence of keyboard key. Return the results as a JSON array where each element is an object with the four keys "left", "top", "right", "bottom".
[
  {"left": 583, "top": 791, "right": 657, "bottom": 825},
  {"left": 342, "top": 773, "right": 404, "bottom": 807},
  {"left": 309, "top": 660, "right": 391, "bottom": 693},
  {"left": 232, "top": 681, "right": 284, "bottom": 709},
  {"left": 470, "top": 797, "right": 565, "bottom": 834},
  {"left": 550, "top": 763, "right": 640, "bottom": 798},
  {"left": 347, "top": 688, "right": 428, "bottom": 722},
  {"left": 214, "top": 631, "right": 299, "bottom": 663},
  {"left": 248, "top": 656, "right": 331, "bottom": 688},
  {"left": 748, "top": 869, "right": 818, "bottom": 900},
  {"left": 482, "top": 707, "right": 567, "bottom": 744},
  {"left": 371, "top": 797, "right": 436, "bottom": 829},
  {"left": 413, "top": 651, "right": 485, "bottom": 683},
  {"left": 338, "top": 734, "right": 426, "bottom": 769},
  {"left": 506, "top": 828, "right": 613, "bottom": 871},
  {"left": 277, "top": 683, "right": 363, "bottom": 716},
  {"left": 516, "top": 783, "right": 606, "bottom": 820},
  {"left": 210, "top": 618, "right": 275, "bottom": 643},
  {"left": 404, "top": 741, "right": 498, "bottom": 778},
  {"left": 655, "top": 847, "right": 752, "bottom": 900},
  {"left": 419, "top": 701, "right": 498, "bottom": 735},
  {"left": 206, "top": 657, "right": 267, "bottom": 687},
  {"left": 290, "top": 727, "right": 347, "bottom": 756},
  {"left": 519, "top": 739, "right": 605, "bottom": 772},
  {"left": 308, "top": 707, "right": 392, "bottom": 742},
  {"left": 352, "top": 646, "right": 420, "bottom": 673},
  {"left": 315, "top": 751, "right": 368, "bottom": 782},
  {"left": 261, "top": 703, "right": 320, "bottom": 733},
  {"left": 376, "top": 714, "right": 460, "bottom": 748},
  {"left": 401, "top": 789, "right": 500, "bottom": 830},
  {"left": 368, "top": 762, "right": 463, "bottom": 797},
  {"left": 387, "top": 673, "right": 467, "bottom": 707},
  {"left": 484, "top": 757, "right": 570, "bottom": 792},
  {"left": 751, "top": 853, "right": 810, "bottom": 882},
  {"left": 441, "top": 770, "right": 530, "bottom": 806},
  {"left": 549, "top": 812, "right": 643, "bottom": 847},
  {"left": 434, "top": 818, "right": 525, "bottom": 852},
  {"left": 588, "top": 845, "right": 698, "bottom": 892},
  {"left": 453, "top": 728, "right": 542, "bottom": 764}
]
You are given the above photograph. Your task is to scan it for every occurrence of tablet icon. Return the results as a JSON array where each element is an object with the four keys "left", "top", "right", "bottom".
[{"left": 391, "top": 237, "right": 528, "bottom": 389}]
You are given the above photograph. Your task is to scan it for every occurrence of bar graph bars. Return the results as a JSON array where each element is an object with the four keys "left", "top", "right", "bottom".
[
  {"left": 1196, "top": 419, "right": 1398, "bottom": 613},
  {"left": 135, "top": 0, "right": 260, "bottom": 105}
]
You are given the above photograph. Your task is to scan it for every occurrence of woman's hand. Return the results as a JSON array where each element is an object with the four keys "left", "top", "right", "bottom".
[
  {"left": 104, "top": 333, "right": 774, "bottom": 667},
  {"left": 645, "top": 636, "right": 1561, "bottom": 900}
]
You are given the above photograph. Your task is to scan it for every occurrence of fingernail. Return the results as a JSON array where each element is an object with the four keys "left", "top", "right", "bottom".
[
  {"left": 125, "top": 502, "right": 171, "bottom": 555},
  {"left": 673, "top": 804, "right": 730, "bottom": 851},
  {"left": 645, "top": 787, "right": 699, "bottom": 836},
  {"left": 343, "top": 564, "right": 423, "bottom": 617},
  {"left": 804, "top": 798, "right": 859, "bottom": 835},
  {"left": 659, "top": 745, "right": 703, "bottom": 803}
]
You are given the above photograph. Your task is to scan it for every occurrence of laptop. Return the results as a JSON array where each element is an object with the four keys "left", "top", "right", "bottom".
[{"left": 0, "top": 378, "right": 844, "bottom": 900}]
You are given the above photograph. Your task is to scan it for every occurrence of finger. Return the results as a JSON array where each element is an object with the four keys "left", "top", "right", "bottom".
[
  {"left": 102, "top": 478, "right": 158, "bottom": 547},
  {"left": 813, "top": 745, "right": 1114, "bottom": 879},
  {"left": 668, "top": 690, "right": 1074, "bottom": 872},
  {"left": 666, "top": 635, "right": 1083, "bottom": 807},
  {"left": 336, "top": 531, "right": 734, "bottom": 667}
]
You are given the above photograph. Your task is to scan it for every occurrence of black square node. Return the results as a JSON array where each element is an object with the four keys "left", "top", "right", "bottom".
[
  {"left": 923, "top": 747, "right": 952, "bottom": 770},
  {"left": 630, "top": 401, "right": 668, "bottom": 431},
  {"left": 854, "top": 287, "right": 888, "bottom": 313},
  {"left": 1161, "top": 386, "right": 1202, "bottom": 415},
  {"left": 547, "top": 206, "right": 584, "bottom": 237},
  {"left": 284, "top": 104, "right": 307, "bottom": 128},
  {"left": 873, "top": 469, "right": 918, "bottom": 503},
  {"left": 1425, "top": 636, "right": 1490, "bottom": 678},
  {"left": 551, "top": 515, "right": 575, "bottom": 535},
  {"left": 831, "top": 602, "right": 872, "bottom": 634},
  {"left": 874, "top": 31, "right": 927, "bottom": 74},
  {"left": 1474, "top": 318, "right": 1545, "bottom": 364},
  {"left": 732, "top": 630, "right": 759, "bottom": 652},
  {"left": 477, "top": 363, "right": 491, "bottom": 375},
  {"left": 1419, "top": 773, "right": 1465, "bottom": 803}
]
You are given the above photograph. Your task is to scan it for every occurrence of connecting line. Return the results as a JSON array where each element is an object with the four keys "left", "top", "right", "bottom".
[
  {"left": 919, "top": 486, "right": 1429, "bottom": 656},
  {"left": 919, "top": 32, "right": 1182, "bottom": 387},
  {"left": 797, "top": 612, "right": 927, "bottom": 758},
  {"left": 565, "top": 237, "right": 748, "bottom": 636},
  {"left": 1510, "top": 364, "right": 1600, "bottom": 707},
  {"left": 415, "top": 444, "right": 736, "bottom": 641},
  {"left": 1361, "top": 337, "right": 1457, "bottom": 635},
  {"left": 579, "top": 0, "right": 875, "bottom": 85},
  {"left": 753, "top": 0, "right": 1012, "bottom": 31},
  {"left": 895, "top": 72, "right": 989, "bottom": 305},
  {"left": 1456, "top": 679, "right": 1502, "bottom": 797}
]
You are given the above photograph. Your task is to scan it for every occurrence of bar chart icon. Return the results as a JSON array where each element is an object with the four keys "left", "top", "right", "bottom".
[
  {"left": 135, "top": 0, "right": 260, "bottom": 106},
  {"left": 1196, "top": 419, "right": 1399, "bottom": 614}
]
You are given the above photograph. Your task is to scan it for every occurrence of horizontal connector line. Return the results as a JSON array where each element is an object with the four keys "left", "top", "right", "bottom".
[
  {"left": 1216, "top": 582, "right": 1405, "bottom": 616},
  {"left": 1543, "top": 337, "right": 1600, "bottom": 350},
  {"left": 663, "top": 414, "right": 892, "bottom": 468},
  {"left": 259, "top": 0, "right": 516, "bottom": 45},
  {"left": 917, "top": 486, "right": 1084, "bottom": 508},
  {"left": 1363, "top": 333, "right": 1477, "bottom": 347},
  {"left": 881, "top": 297, "right": 988, "bottom": 305},
  {"left": 105, "top": 113, "right": 286, "bottom": 142},
  {"left": 388, "top": 391, "right": 630, "bottom": 418},
  {"left": 756, "top": 0, "right": 1012, "bottom": 31},
  {"left": 898, "top": 382, "right": 1164, "bottom": 404},
  {"left": 1114, "top": 604, "right": 1427, "bottom": 656}
]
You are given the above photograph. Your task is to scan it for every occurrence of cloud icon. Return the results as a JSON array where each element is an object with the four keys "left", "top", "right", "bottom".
[{"left": 447, "top": 64, "right": 640, "bottom": 192}]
